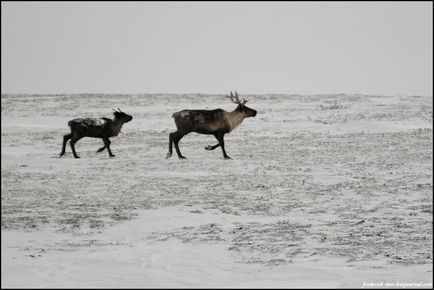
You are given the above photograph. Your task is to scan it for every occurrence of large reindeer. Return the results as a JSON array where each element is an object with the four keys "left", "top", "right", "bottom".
[
  {"left": 59, "top": 109, "right": 133, "bottom": 158},
  {"left": 167, "top": 91, "right": 257, "bottom": 159}
]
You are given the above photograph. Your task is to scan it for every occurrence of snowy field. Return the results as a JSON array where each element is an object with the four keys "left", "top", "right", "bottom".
[{"left": 1, "top": 93, "right": 433, "bottom": 288}]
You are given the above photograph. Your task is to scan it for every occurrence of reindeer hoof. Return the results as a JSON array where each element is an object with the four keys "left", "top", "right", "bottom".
[
  {"left": 205, "top": 145, "right": 212, "bottom": 150},
  {"left": 179, "top": 156, "right": 187, "bottom": 159},
  {"left": 224, "top": 156, "right": 232, "bottom": 160},
  {"left": 109, "top": 155, "right": 116, "bottom": 158},
  {"left": 74, "top": 156, "right": 80, "bottom": 159},
  {"left": 166, "top": 153, "right": 172, "bottom": 159}
]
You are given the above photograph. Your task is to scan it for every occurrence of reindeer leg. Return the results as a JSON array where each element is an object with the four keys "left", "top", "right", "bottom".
[
  {"left": 173, "top": 132, "right": 187, "bottom": 159},
  {"left": 60, "top": 133, "right": 72, "bottom": 157},
  {"left": 167, "top": 132, "right": 175, "bottom": 159},
  {"left": 103, "top": 137, "right": 115, "bottom": 157},
  {"left": 97, "top": 146, "right": 106, "bottom": 153},
  {"left": 97, "top": 138, "right": 106, "bottom": 153},
  {"left": 205, "top": 144, "right": 220, "bottom": 150},
  {"left": 70, "top": 136, "right": 83, "bottom": 158},
  {"left": 216, "top": 133, "right": 231, "bottom": 159}
]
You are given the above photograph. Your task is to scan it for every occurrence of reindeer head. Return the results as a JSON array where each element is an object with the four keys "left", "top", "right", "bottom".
[
  {"left": 113, "top": 108, "right": 133, "bottom": 123},
  {"left": 226, "top": 91, "right": 257, "bottom": 118}
]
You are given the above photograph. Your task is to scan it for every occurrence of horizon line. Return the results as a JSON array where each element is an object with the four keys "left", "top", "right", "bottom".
[{"left": 1, "top": 92, "right": 432, "bottom": 97}]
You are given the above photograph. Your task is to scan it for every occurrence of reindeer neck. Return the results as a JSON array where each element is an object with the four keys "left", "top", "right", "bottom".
[
  {"left": 226, "top": 109, "right": 246, "bottom": 132},
  {"left": 111, "top": 118, "right": 126, "bottom": 136}
]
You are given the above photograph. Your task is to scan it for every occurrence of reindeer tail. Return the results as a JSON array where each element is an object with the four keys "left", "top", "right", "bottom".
[{"left": 68, "top": 119, "right": 82, "bottom": 130}]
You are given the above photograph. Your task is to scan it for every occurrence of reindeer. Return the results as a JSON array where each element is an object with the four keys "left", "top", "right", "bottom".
[
  {"left": 167, "top": 91, "right": 257, "bottom": 159},
  {"left": 59, "top": 108, "right": 133, "bottom": 158}
]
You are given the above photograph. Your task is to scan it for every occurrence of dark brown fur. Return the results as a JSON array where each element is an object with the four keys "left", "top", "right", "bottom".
[
  {"left": 167, "top": 96, "right": 257, "bottom": 159},
  {"left": 59, "top": 110, "right": 132, "bottom": 158}
]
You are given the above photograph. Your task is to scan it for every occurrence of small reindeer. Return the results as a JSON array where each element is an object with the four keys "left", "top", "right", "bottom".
[
  {"left": 59, "top": 108, "right": 133, "bottom": 158},
  {"left": 167, "top": 91, "right": 257, "bottom": 159}
]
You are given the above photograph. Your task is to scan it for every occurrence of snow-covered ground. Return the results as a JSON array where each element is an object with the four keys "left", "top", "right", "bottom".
[{"left": 1, "top": 93, "right": 433, "bottom": 288}]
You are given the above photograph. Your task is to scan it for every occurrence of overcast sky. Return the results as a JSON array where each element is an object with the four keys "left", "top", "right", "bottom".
[{"left": 1, "top": 1, "right": 432, "bottom": 95}]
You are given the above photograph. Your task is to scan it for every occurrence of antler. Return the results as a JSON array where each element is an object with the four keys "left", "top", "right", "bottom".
[{"left": 226, "top": 91, "right": 247, "bottom": 105}]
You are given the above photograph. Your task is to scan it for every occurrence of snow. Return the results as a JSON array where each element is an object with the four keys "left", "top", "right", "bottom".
[
  {"left": 2, "top": 206, "right": 432, "bottom": 288},
  {"left": 1, "top": 93, "right": 433, "bottom": 288}
]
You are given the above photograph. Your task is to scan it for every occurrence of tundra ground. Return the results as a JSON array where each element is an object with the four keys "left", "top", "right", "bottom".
[{"left": 1, "top": 93, "right": 432, "bottom": 287}]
